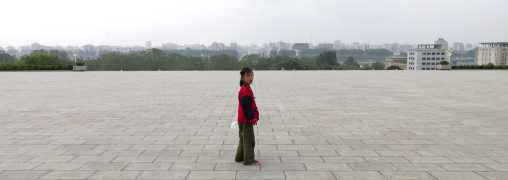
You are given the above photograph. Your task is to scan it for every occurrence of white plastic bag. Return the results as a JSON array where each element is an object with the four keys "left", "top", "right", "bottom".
[{"left": 230, "top": 114, "right": 239, "bottom": 133}]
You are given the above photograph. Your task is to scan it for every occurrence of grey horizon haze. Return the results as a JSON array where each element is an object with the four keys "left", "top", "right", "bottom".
[{"left": 1, "top": 0, "right": 507, "bottom": 47}]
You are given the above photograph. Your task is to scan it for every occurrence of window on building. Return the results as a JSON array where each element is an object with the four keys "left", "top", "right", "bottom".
[
  {"left": 432, "top": 52, "right": 435, "bottom": 55},
  {"left": 441, "top": 52, "right": 445, "bottom": 55},
  {"left": 423, "top": 52, "right": 426, "bottom": 55},
  {"left": 431, "top": 68, "right": 435, "bottom": 70},
  {"left": 432, "top": 58, "right": 435, "bottom": 60},
  {"left": 422, "top": 68, "right": 425, "bottom": 70},
  {"left": 422, "top": 63, "right": 425, "bottom": 65},
  {"left": 441, "top": 57, "right": 444, "bottom": 60}
]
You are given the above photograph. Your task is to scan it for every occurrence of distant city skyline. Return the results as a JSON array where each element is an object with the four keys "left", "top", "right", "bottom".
[{"left": 1, "top": 0, "right": 507, "bottom": 47}]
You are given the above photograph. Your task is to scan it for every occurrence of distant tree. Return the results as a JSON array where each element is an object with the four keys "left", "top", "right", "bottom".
[
  {"left": 20, "top": 54, "right": 71, "bottom": 66},
  {"left": 343, "top": 56, "right": 360, "bottom": 68},
  {"left": 6, "top": 49, "right": 19, "bottom": 54},
  {"left": 315, "top": 51, "right": 337, "bottom": 66},
  {"left": 239, "top": 54, "right": 264, "bottom": 69},
  {"left": 209, "top": 54, "right": 238, "bottom": 70},
  {"left": 371, "top": 62, "right": 385, "bottom": 70},
  {"left": 30, "top": 49, "right": 49, "bottom": 56},
  {"left": 365, "top": 49, "right": 393, "bottom": 56},
  {"left": 0, "top": 51, "right": 17, "bottom": 62},
  {"left": 269, "top": 50, "right": 278, "bottom": 57},
  {"left": 465, "top": 50, "right": 475, "bottom": 57},
  {"left": 361, "top": 64, "right": 371, "bottom": 70},
  {"left": 278, "top": 50, "right": 296, "bottom": 56},
  {"left": 399, "top": 52, "right": 408, "bottom": 57},
  {"left": 386, "top": 65, "right": 403, "bottom": 70},
  {"left": 300, "top": 49, "right": 328, "bottom": 55},
  {"left": 49, "top": 50, "right": 70, "bottom": 60}
]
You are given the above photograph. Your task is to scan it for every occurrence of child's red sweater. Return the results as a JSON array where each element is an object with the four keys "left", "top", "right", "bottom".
[{"left": 238, "top": 83, "right": 259, "bottom": 123}]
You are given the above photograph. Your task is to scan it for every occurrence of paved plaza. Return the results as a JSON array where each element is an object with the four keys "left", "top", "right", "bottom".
[{"left": 1, "top": 70, "right": 508, "bottom": 180}]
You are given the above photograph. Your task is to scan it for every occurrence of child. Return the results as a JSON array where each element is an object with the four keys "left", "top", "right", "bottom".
[{"left": 235, "top": 67, "right": 259, "bottom": 165}]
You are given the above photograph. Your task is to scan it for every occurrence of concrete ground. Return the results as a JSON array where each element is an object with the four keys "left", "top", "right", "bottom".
[{"left": 0, "top": 71, "right": 507, "bottom": 180}]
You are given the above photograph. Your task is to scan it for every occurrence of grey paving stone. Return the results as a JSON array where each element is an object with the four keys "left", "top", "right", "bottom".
[
  {"left": 123, "top": 162, "right": 172, "bottom": 171},
  {"left": 428, "top": 172, "right": 487, "bottom": 180},
  {"left": 39, "top": 171, "right": 95, "bottom": 179},
  {"left": 0, "top": 170, "right": 49, "bottom": 179},
  {"left": 0, "top": 162, "right": 41, "bottom": 170},
  {"left": 215, "top": 163, "right": 260, "bottom": 171},
  {"left": 137, "top": 171, "right": 189, "bottom": 180},
  {"left": 332, "top": 171, "right": 386, "bottom": 180},
  {"left": 33, "top": 162, "right": 85, "bottom": 171},
  {"left": 281, "top": 157, "right": 324, "bottom": 163},
  {"left": 187, "top": 171, "right": 236, "bottom": 179},
  {"left": 304, "top": 163, "right": 352, "bottom": 171},
  {"left": 349, "top": 163, "right": 398, "bottom": 171},
  {"left": 392, "top": 163, "right": 446, "bottom": 171},
  {"left": 260, "top": 162, "right": 305, "bottom": 171},
  {"left": 78, "top": 162, "right": 129, "bottom": 171},
  {"left": 169, "top": 162, "right": 216, "bottom": 170},
  {"left": 440, "top": 163, "right": 492, "bottom": 171},
  {"left": 380, "top": 171, "right": 435, "bottom": 180},
  {"left": 284, "top": 171, "right": 336, "bottom": 180},
  {"left": 476, "top": 172, "right": 508, "bottom": 180},
  {"left": 88, "top": 170, "right": 142, "bottom": 179},
  {"left": 236, "top": 171, "right": 285, "bottom": 180}
]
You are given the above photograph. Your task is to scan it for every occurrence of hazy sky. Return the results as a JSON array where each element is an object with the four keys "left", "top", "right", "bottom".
[{"left": 1, "top": 0, "right": 507, "bottom": 47}]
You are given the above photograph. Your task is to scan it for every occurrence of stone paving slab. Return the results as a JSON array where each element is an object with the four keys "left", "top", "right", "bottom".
[{"left": 1, "top": 71, "right": 508, "bottom": 179}]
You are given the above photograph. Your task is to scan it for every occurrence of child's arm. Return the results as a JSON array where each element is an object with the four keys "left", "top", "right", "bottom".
[{"left": 240, "top": 95, "right": 257, "bottom": 123}]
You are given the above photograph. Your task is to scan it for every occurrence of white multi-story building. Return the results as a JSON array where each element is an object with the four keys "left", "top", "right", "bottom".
[
  {"left": 209, "top": 42, "right": 226, "bottom": 51},
  {"left": 145, "top": 41, "right": 152, "bottom": 49},
  {"left": 407, "top": 44, "right": 449, "bottom": 70},
  {"left": 475, "top": 42, "right": 508, "bottom": 66}
]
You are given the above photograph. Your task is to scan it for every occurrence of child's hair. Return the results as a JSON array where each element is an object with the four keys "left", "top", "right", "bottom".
[{"left": 239, "top": 67, "right": 253, "bottom": 87}]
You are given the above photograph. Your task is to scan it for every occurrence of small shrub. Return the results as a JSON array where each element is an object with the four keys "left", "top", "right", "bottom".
[
  {"left": 439, "top": 61, "right": 449, "bottom": 65},
  {"left": 386, "top": 65, "right": 403, "bottom": 70},
  {"left": 30, "top": 66, "right": 37, "bottom": 70},
  {"left": 76, "top": 62, "right": 85, "bottom": 66},
  {"left": 23, "top": 67, "right": 30, "bottom": 70}
]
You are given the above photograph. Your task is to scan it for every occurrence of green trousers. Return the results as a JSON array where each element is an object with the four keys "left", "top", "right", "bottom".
[{"left": 235, "top": 122, "right": 255, "bottom": 165}]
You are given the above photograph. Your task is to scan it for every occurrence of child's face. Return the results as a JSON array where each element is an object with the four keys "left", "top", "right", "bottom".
[{"left": 242, "top": 71, "right": 254, "bottom": 85}]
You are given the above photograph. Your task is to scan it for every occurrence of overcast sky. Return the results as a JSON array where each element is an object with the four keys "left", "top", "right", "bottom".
[{"left": 1, "top": 0, "right": 507, "bottom": 47}]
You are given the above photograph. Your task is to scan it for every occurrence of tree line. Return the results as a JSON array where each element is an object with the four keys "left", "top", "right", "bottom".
[{"left": 1, "top": 49, "right": 386, "bottom": 71}]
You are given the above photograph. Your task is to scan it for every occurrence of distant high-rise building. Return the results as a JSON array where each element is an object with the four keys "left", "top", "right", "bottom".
[
  {"left": 361, "top": 43, "right": 370, "bottom": 51},
  {"left": 475, "top": 42, "right": 508, "bottom": 66},
  {"left": 292, "top": 43, "right": 310, "bottom": 56},
  {"left": 83, "top": 44, "right": 96, "bottom": 51},
  {"left": 407, "top": 44, "right": 449, "bottom": 70},
  {"left": 230, "top": 42, "right": 237, "bottom": 50},
  {"left": 5, "top": 46, "right": 16, "bottom": 51},
  {"left": 465, "top": 43, "right": 473, "bottom": 51},
  {"left": 184, "top": 44, "right": 205, "bottom": 50},
  {"left": 0, "top": 46, "right": 3, "bottom": 51},
  {"left": 145, "top": 41, "right": 152, "bottom": 49},
  {"left": 350, "top": 42, "right": 361, "bottom": 50},
  {"left": 162, "top": 43, "right": 178, "bottom": 50},
  {"left": 209, "top": 42, "right": 226, "bottom": 51},
  {"left": 333, "top": 40, "right": 342, "bottom": 50},
  {"left": 453, "top": 42, "right": 465, "bottom": 52},
  {"left": 434, "top": 38, "right": 448, "bottom": 49},
  {"left": 31, "top": 42, "right": 48, "bottom": 50},
  {"left": 316, "top": 43, "right": 333, "bottom": 50}
]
